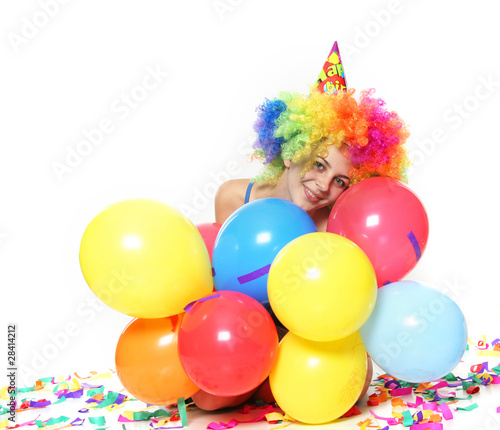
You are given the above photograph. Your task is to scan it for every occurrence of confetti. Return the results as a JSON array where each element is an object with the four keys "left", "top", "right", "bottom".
[{"left": 357, "top": 354, "right": 500, "bottom": 430}]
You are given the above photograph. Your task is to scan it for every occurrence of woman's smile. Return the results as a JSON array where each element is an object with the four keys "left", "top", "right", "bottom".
[{"left": 303, "top": 185, "right": 322, "bottom": 203}]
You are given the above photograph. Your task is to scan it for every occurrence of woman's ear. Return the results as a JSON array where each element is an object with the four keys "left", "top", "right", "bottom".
[{"left": 283, "top": 159, "right": 292, "bottom": 168}]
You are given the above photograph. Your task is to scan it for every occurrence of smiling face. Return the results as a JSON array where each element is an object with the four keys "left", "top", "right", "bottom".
[{"left": 281, "top": 144, "right": 352, "bottom": 215}]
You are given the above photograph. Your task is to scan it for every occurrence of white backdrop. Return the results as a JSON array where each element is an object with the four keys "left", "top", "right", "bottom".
[{"left": 1, "top": 0, "right": 499, "bottom": 387}]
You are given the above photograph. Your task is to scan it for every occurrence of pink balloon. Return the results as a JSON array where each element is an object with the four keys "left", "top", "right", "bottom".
[
  {"left": 327, "top": 177, "right": 429, "bottom": 287},
  {"left": 178, "top": 291, "right": 279, "bottom": 397},
  {"left": 196, "top": 223, "right": 222, "bottom": 262}
]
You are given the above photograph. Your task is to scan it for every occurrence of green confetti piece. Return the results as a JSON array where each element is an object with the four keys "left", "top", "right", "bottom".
[
  {"left": 89, "top": 416, "right": 107, "bottom": 425},
  {"left": 18, "top": 386, "right": 34, "bottom": 393},
  {"left": 87, "top": 386, "right": 105, "bottom": 397},
  {"left": 35, "top": 416, "right": 70, "bottom": 428},
  {"left": 131, "top": 411, "right": 169, "bottom": 421},
  {"left": 178, "top": 397, "right": 188, "bottom": 427},
  {"left": 462, "top": 381, "right": 474, "bottom": 391},
  {"left": 128, "top": 409, "right": 171, "bottom": 422},
  {"left": 445, "top": 372, "right": 458, "bottom": 381},
  {"left": 492, "top": 365, "right": 500, "bottom": 376},
  {"left": 154, "top": 409, "right": 171, "bottom": 418},
  {"left": 47, "top": 416, "right": 70, "bottom": 426},
  {"left": 401, "top": 410, "right": 414, "bottom": 427},
  {"left": 399, "top": 381, "right": 415, "bottom": 388},
  {"left": 95, "top": 391, "right": 120, "bottom": 408},
  {"left": 131, "top": 411, "right": 151, "bottom": 421},
  {"left": 443, "top": 394, "right": 472, "bottom": 402},
  {"left": 52, "top": 395, "right": 67, "bottom": 405},
  {"left": 473, "top": 375, "right": 485, "bottom": 384},
  {"left": 456, "top": 403, "right": 478, "bottom": 411},
  {"left": 52, "top": 381, "right": 70, "bottom": 393}
]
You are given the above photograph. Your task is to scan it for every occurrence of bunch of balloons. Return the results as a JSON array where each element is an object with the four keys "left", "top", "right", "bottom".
[
  {"left": 79, "top": 198, "right": 280, "bottom": 406},
  {"left": 78, "top": 177, "right": 468, "bottom": 425}
]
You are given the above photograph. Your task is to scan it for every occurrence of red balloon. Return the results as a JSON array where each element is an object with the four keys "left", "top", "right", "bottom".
[
  {"left": 196, "top": 223, "right": 222, "bottom": 262},
  {"left": 178, "top": 291, "right": 279, "bottom": 397},
  {"left": 327, "top": 177, "right": 429, "bottom": 287}
]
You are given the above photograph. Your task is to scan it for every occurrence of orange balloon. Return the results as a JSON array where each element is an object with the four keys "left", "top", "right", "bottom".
[{"left": 115, "top": 314, "right": 199, "bottom": 405}]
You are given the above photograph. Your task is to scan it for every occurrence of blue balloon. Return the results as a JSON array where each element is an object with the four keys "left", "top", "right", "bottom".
[
  {"left": 212, "top": 198, "right": 317, "bottom": 304},
  {"left": 360, "top": 280, "right": 467, "bottom": 383}
]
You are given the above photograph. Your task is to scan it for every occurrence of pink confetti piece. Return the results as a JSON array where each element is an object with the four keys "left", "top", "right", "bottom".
[
  {"left": 410, "top": 423, "right": 443, "bottom": 430},
  {"left": 422, "top": 402, "right": 438, "bottom": 411},
  {"left": 207, "top": 419, "right": 238, "bottom": 429},
  {"left": 151, "top": 425, "right": 183, "bottom": 429},
  {"left": 438, "top": 403, "right": 453, "bottom": 420},
  {"left": 436, "top": 389, "right": 456, "bottom": 398},
  {"left": 384, "top": 380, "right": 401, "bottom": 389},
  {"left": 6, "top": 415, "right": 40, "bottom": 427},
  {"left": 406, "top": 396, "right": 425, "bottom": 408},
  {"left": 496, "top": 406, "right": 500, "bottom": 413},
  {"left": 427, "top": 381, "right": 449, "bottom": 390},
  {"left": 369, "top": 411, "right": 399, "bottom": 426},
  {"left": 390, "top": 387, "right": 412, "bottom": 397},
  {"left": 205, "top": 405, "right": 279, "bottom": 429}
]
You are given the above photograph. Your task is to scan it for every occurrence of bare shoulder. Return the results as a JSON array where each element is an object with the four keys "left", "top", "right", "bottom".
[{"left": 214, "top": 179, "right": 251, "bottom": 224}]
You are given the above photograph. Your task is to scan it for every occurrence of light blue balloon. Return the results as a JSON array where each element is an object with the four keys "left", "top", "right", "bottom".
[
  {"left": 212, "top": 198, "right": 317, "bottom": 304},
  {"left": 360, "top": 280, "right": 468, "bottom": 383}
]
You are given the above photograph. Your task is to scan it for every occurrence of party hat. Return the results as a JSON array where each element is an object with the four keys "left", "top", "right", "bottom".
[{"left": 314, "top": 41, "right": 347, "bottom": 94}]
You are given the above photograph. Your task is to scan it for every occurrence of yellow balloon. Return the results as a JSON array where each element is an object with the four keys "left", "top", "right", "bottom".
[
  {"left": 79, "top": 199, "right": 213, "bottom": 318},
  {"left": 269, "top": 331, "right": 367, "bottom": 424},
  {"left": 268, "top": 232, "right": 377, "bottom": 341}
]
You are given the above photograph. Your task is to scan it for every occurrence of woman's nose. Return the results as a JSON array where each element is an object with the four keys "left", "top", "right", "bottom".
[{"left": 315, "top": 177, "right": 329, "bottom": 192}]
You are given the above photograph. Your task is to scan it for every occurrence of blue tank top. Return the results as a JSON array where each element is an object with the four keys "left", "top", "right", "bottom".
[{"left": 244, "top": 182, "right": 254, "bottom": 204}]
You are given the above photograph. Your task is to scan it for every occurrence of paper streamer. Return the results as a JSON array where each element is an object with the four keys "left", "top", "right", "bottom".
[
  {"left": 410, "top": 424, "right": 443, "bottom": 430},
  {"left": 389, "top": 387, "right": 412, "bottom": 397},
  {"left": 237, "top": 264, "right": 271, "bottom": 284},
  {"left": 407, "top": 231, "right": 422, "bottom": 261},
  {"left": 184, "top": 294, "right": 220, "bottom": 313}
]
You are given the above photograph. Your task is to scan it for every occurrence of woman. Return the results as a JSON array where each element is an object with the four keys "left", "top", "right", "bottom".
[
  {"left": 216, "top": 87, "right": 409, "bottom": 230},
  {"left": 194, "top": 87, "right": 410, "bottom": 410}
]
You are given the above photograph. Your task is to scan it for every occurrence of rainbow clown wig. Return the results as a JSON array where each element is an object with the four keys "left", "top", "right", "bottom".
[{"left": 252, "top": 88, "right": 410, "bottom": 185}]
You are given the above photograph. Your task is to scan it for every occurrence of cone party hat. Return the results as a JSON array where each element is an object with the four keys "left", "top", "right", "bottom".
[{"left": 314, "top": 41, "right": 347, "bottom": 94}]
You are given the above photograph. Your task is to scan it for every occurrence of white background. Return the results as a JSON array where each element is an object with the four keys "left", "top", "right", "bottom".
[{"left": 1, "top": 0, "right": 499, "bottom": 413}]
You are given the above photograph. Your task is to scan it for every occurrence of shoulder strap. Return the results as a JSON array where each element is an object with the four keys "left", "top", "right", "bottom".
[{"left": 244, "top": 181, "right": 254, "bottom": 204}]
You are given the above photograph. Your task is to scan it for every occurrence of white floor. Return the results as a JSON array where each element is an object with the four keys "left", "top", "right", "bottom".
[{"left": 4, "top": 344, "right": 499, "bottom": 430}]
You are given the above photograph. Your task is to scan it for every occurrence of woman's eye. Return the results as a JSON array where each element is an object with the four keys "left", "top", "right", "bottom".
[
  {"left": 315, "top": 161, "right": 324, "bottom": 169},
  {"left": 334, "top": 177, "right": 346, "bottom": 187}
]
